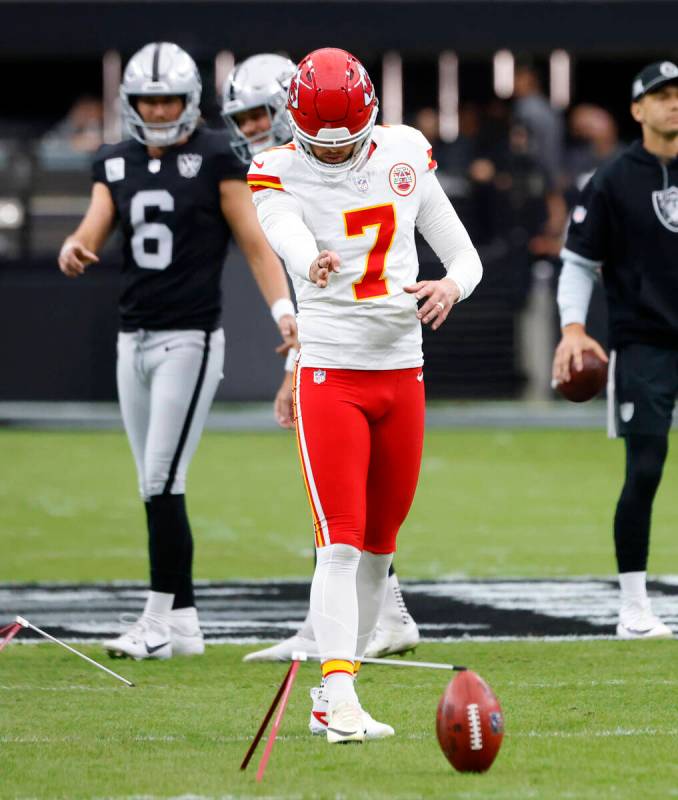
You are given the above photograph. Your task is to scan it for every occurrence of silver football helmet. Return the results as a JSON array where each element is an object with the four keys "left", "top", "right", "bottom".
[
  {"left": 121, "top": 42, "right": 201, "bottom": 147},
  {"left": 221, "top": 53, "right": 296, "bottom": 163}
]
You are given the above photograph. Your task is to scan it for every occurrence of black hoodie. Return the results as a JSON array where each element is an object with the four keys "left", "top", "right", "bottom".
[{"left": 563, "top": 140, "right": 678, "bottom": 349}]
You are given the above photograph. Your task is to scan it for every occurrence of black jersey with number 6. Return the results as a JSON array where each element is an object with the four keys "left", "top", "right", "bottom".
[{"left": 92, "top": 127, "right": 246, "bottom": 331}]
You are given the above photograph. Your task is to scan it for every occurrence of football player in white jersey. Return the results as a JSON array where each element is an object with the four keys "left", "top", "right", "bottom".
[
  {"left": 223, "top": 52, "right": 422, "bottom": 664},
  {"left": 249, "top": 48, "right": 482, "bottom": 743},
  {"left": 58, "top": 43, "right": 297, "bottom": 661}
]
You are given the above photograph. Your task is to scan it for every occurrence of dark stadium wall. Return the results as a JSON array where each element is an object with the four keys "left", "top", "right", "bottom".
[
  {"left": 0, "top": 252, "right": 288, "bottom": 402},
  {"left": 2, "top": 2, "right": 678, "bottom": 56}
]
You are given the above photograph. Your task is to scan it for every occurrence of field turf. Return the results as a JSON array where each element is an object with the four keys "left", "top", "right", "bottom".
[
  {"left": 2, "top": 428, "right": 677, "bottom": 581},
  {"left": 1, "top": 427, "right": 677, "bottom": 799}
]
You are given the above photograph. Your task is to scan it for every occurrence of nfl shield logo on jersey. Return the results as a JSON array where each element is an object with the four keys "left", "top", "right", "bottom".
[
  {"left": 353, "top": 174, "right": 370, "bottom": 193},
  {"left": 177, "top": 154, "right": 203, "bottom": 179},
  {"left": 652, "top": 186, "right": 678, "bottom": 232},
  {"left": 313, "top": 370, "right": 326, "bottom": 385},
  {"left": 389, "top": 163, "right": 416, "bottom": 196}
]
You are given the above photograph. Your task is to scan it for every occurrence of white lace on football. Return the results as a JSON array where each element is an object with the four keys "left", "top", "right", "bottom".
[{"left": 467, "top": 703, "right": 483, "bottom": 751}]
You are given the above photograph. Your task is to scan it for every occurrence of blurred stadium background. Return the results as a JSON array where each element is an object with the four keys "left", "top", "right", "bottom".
[
  {"left": 3, "top": 4, "right": 678, "bottom": 798},
  {"left": 3, "top": 0, "right": 678, "bottom": 408}
]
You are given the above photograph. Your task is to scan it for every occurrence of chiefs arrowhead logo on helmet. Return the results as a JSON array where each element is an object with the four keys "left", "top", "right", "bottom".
[
  {"left": 288, "top": 70, "right": 300, "bottom": 109},
  {"left": 356, "top": 62, "right": 375, "bottom": 107}
]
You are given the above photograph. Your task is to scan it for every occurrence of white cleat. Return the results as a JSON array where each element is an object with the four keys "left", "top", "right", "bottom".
[
  {"left": 242, "top": 634, "right": 318, "bottom": 663},
  {"left": 103, "top": 616, "right": 172, "bottom": 660},
  {"left": 309, "top": 686, "right": 394, "bottom": 740},
  {"left": 364, "top": 617, "right": 420, "bottom": 658},
  {"left": 326, "top": 701, "right": 365, "bottom": 744},
  {"left": 170, "top": 609, "right": 205, "bottom": 656},
  {"left": 617, "top": 602, "right": 673, "bottom": 640}
]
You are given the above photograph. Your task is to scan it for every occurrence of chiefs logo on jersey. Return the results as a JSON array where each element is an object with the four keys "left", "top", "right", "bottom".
[{"left": 389, "top": 162, "right": 416, "bottom": 196}]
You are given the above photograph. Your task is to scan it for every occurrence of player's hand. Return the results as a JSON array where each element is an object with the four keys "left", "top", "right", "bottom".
[
  {"left": 275, "top": 314, "right": 299, "bottom": 355},
  {"left": 309, "top": 250, "right": 341, "bottom": 288},
  {"left": 404, "top": 277, "right": 461, "bottom": 331},
  {"left": 552, "top": 323, "right": 608, "bottom": 385},
  {"left": 274, "top": 371, "right": 295, "bottom": 429},
  {"left": 58, "top": 240, "right": 99, "bottom": 278}
]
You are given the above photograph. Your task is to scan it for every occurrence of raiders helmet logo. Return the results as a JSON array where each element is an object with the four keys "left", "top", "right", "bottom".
[
  {"left": 652, "top": 186, "right": 678, "bottom": 233},
  {"left": 177, "top": 153, "right": 202, "bottom": 179}
]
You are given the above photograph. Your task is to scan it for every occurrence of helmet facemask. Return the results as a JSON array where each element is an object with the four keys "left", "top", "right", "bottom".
[
  {"left": 122, "top": 94, "right": 199, "bottom": 147},
  {"left": 222, "top": 103, "right": 289, "bottom": 164},
  {"left": 288, "top": 103, "right": 378, "bottom": 182}
]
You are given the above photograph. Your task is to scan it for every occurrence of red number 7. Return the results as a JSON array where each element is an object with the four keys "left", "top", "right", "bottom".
[{"left": 344, "top": 204, "right": 396, "bottom": 301}]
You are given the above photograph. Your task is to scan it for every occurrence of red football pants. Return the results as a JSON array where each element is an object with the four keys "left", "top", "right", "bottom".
[{"left": 294, "top": 366, "right": 425, "bottom": 554}]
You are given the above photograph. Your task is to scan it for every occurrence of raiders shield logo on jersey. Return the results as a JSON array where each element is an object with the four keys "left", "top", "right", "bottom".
[
  {"left": 652, "top": 186, "right": 678, "bottom": 232},
  {"left": 177, "top": 154, "right": 203, "bottom": 179}
]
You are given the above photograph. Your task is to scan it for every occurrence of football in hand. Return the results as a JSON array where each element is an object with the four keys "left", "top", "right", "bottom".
[
  {"left": 436, "top": 669, "right": 504, "bottom": 773},
  {"left": 556, "top": 349, "right": 608, "bottom": 403}
]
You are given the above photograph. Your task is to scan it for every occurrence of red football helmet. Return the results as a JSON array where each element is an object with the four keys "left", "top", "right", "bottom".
[{"left": 287, "top": 48, "right": 379, "bottom": 179}]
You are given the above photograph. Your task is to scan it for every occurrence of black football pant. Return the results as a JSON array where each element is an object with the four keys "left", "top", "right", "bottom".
[{"left": 614, "top": 434, "right": 669, "bottom": 573}]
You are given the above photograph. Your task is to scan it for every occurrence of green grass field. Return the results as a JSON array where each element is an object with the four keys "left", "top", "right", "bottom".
[{"left": 1, "top": 427, "right": 677, "bottom": 799}]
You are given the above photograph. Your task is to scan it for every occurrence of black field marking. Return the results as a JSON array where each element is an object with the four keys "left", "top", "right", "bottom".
[{"left": 1, "top": 579, "right": 676, "bottom": 644}]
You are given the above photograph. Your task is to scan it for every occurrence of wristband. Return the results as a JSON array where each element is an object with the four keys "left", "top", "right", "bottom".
[{"left": 271, "top": 298, "right": 296, "bottom": 324}]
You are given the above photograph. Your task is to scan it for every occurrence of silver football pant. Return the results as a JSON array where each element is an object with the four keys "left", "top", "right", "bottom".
[{"left": 116, "top": 328, "right": 225, "bottom": 499}]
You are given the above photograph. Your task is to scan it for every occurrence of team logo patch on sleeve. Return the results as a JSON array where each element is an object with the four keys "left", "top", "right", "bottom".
[
  {"left": 105, "top": 157, "right": 125, "bottom": 182},
  {"left": 177, "top": 154, "right": 203, "bottom": 178},
  {"left": 652, "top": 186, "right": 678, "bottom": 232},
  {"left": 389, "top": 163, "right": 416, "bottom": 196}
]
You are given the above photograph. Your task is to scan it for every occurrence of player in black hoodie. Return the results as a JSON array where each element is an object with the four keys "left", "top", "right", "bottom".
[{"left": 553, "top": 62, "right": 678, "bottom": 639}]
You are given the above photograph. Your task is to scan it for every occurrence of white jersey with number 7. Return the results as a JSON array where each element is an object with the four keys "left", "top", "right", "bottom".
[{"left": 249, "top": 123, "right": 481, "bottom": 370}]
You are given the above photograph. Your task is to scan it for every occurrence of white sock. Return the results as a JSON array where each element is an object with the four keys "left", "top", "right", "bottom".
[
  {"left": 378, "top": 571, "right": 413, "bottom": 628},
  {"left": 356, "top": 551, "right": 393, "bottom": 659},
  {"left": 296, "top": 609, "right": 315, "bottom": 641},
  {"left": 619, "top": 571, "right": 648, "bottom": 606},
  {"left": 311, "top": 543, "right": 361, "bottom": 660},
  {"left": 324, "top": 673, "right": 357, "bottom": 708},
  {"left": 143, "top": 591, "right": 174, "bottom": 624},
  {"left": 311, "top": 543, "right": 361, "bottom": 709}
]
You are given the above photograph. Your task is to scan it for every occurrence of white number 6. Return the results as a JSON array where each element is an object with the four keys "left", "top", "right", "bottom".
[{"left": 130, "top": 190, "right": 174, "bottom": 270}]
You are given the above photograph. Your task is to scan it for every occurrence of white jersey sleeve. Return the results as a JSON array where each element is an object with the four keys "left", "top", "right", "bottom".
[
  {"left": 416, "top": 171, "right": 482, "bottom": 301},
  {"left": 248, "top": 145, "right": 319, "bottom": 281}
]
